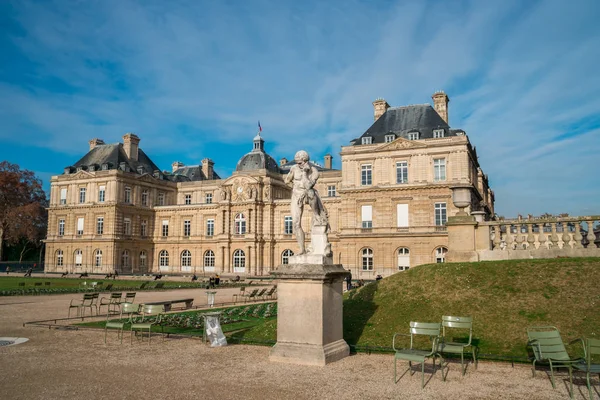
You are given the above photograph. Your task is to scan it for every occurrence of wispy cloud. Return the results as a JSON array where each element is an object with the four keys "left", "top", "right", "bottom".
[{"left": 0, "top": 0, "right": 599, "bottom": 217}]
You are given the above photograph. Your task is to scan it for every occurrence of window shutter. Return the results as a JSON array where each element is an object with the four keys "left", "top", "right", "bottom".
[
  {"left": 77, "top": 218, "right": 84, "bottom": 231},
  {"left": 361, "top": 205, "right": 372, "bottom": 222},
  {"left": 60, "top": 188, "right": 67, "bottom": 200},
  {"left": 397, "top": 204, "right": 409, "bottom": 227}
]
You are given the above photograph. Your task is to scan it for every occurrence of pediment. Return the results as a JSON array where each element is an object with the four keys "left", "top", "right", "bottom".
[
  {"left": 219, "top": 175, "right": 261, "bottom": 202},
  {"left": 136, "top": 173, "right": 156, "bottom": 183},
  {"left": 377, "top": 137, "right": 428, "bottom": 151},
  {"left": 66, "top": 170, "right": 94, "bottom": 180}
]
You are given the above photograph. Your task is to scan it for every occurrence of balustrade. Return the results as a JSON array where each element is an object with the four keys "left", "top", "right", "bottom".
[{"left": 488, "top": 217, "right": 599, "bottom": 251}]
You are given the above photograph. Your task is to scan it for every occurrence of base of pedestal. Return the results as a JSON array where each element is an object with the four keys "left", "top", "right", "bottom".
[{"left": 269, "top": 339, "right": 350, "bottom": 366}]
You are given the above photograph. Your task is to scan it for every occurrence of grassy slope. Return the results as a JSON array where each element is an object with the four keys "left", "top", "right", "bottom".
[{"left": 243, "top": 257, "right": 600, "bottom": 358}]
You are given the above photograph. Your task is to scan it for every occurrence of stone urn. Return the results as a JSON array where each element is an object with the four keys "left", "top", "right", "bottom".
[{"left": 451, "top": 185, "right": 472, "bottom": 216}]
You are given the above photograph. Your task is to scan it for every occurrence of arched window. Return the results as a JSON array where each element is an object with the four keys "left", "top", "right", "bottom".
[
  {"left": 74, "top": 249, "right": 83, "bottom": 267},
  {"left": 282, "top": 249, "right": 294, "bottom": 265},
  {"left": 235, "top": 213, "right": 246, "bottom": 234},
  {"left": 397, "top": 248, "right": 410, "bottom": 271},
  {"left": 181, "top": 250, "right": 192, "bottom": 271},
  {"left": 94, "top": 249, "right": 103, "bottom": 267},
  {"left": 121, "top": 250, "right": 130, "bottom": 268},
  {"left": 204, "top": 250, "right": 215, "bottom": 270},
  {"left": 233, "top": 249, "right": 245, "bottom": 272},
  {"left": 361, "top": 248, "right": 373, "bottom": 271},
  {"left": 139, "top": 250, "right": 147, "bottom": 269},
  {"left": 435, "top": 247, "right": 448, "bottom": 263},
  {"left": 159, "top": 250, "right": 169, "bottom": 269},
  {"left": 56, "top": 250, "right": 64, "bottom": 267}
]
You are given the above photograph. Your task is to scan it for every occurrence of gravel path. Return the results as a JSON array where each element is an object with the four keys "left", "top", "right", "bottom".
[{"left": 0, "top": 289, "right": 595, "bottom": 399}]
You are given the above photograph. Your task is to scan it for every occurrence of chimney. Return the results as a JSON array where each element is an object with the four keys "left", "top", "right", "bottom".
[
  {"left": 324, "top": 154, "right": 332, "bottom": 169},
  {"left": 372, "top": 98, "right": 390, "bottom": 121},
  {"left": 171, "top": 161, "right": 184, "bottom": 173},
  {"left": 89, "top": 138, "right": 105, "bottom": 151},
  {"left": 122, "top": 133, "right": 140, "bottom": 161},
  {"left": 279, "top": 157, "right": 288, "bottom": 167},
  {"left": 201, "top": 158, "right": 214, "bottom": 180},
  {"left": 432, "top": 90, "right": 450, "bottom": 124}
]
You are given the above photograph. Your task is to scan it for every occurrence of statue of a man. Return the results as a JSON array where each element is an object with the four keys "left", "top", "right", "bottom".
[{"left": 284, "top": 150, "right": 328, "bottom": 255}]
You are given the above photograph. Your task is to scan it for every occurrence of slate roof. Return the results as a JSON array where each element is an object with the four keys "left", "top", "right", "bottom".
[
  {"left": 69, "top": 144, "right": 161, "bottom": 175},
  {"left": 171, "top": 165, "right": 221, "bottom": 181},
  {"left": 353, "top": 104, "right": 460, "bottom": 145},
  {"left": 236, "top": 151, "right": 280, "bottom": 173}
]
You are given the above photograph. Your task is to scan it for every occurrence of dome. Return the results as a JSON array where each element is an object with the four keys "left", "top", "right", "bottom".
[
  {"left": 235, "top": 132, "right": 279, "bottom": 173},
  {"left": 235, "top": 151, "right": 280, "bottom": 173}
]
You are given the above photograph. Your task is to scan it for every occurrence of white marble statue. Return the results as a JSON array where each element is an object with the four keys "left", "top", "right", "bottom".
[{"left": 285, "top": 150, "right": 329, "bottom": 255}]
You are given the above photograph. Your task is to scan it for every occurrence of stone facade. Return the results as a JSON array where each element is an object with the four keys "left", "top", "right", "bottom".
[{"left": 44, "top": 92, "right": 495, "bottom": 279}]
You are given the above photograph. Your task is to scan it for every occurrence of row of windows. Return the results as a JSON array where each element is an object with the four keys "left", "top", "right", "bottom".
[
  {"left": 360, "top": 203, "right": 447, "bottom": 228},
  {"left": 361, "top": 129, "right": 446, "bottom": 145},
  {"left": 359, "top": 247, "right": 447, "bottom": 271},
  {"left": 59, "top": 187, "right": 170, "bottom": 206},
  {"left": 360, "top": 159, "right": 446, "bottom": 186}
]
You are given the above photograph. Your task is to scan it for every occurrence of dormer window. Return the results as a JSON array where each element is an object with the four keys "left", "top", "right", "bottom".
[
  {"left": 433, "top": 129, "right": 445, "bottom": 138},
  {"left": 456, "top": 130, "right": 465, "bottom": 136},
  {"left": 88, "top": 165, "right": 96, "bottom": 172},
  {"left": 361, "top": 136, "right": 373, "bottom": 145},
  {"left": 385, "top": 134, "right": 396, "bottom": 143},
  {"left": 408, "top": 132, "right": 419, "bottom": 140},
  {"left": 64, "top": 167, "right": 72, "bottom": 175},
  {"left": 137, "top": 166, "right": 144, "bottom": 174},
  {"left": 101, "top": 163, "right": 109, "bottom": 171}
]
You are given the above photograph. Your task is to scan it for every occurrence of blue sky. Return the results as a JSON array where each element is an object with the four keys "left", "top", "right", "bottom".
[{"left": 1, "top": 0, "right": 599, "bottom": 217}]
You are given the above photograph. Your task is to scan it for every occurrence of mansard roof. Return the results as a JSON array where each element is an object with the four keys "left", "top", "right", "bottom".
[
  {"left": 69, "top": 143, "right": 161, "bottom": 176},
  {"left": 354, "top": 104, "right": 456, "bottom": 145},
  {"left": 171, "top": 165, "right": 221, "bottom": 181}
]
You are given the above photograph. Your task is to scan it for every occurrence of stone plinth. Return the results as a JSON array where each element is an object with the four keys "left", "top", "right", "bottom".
[{"left": 269, "top": 263, "right": 350, "bottom": 366}]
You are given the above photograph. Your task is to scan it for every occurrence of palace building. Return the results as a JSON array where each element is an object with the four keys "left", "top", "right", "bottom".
[{"left": 44, "top": 91, "right": 494, "bottom": 278}]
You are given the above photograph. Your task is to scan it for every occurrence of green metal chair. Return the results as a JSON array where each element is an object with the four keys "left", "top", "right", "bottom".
[
  {"left": 242, "top": 289, "right": 259, "bottom": 303},
  {"left": 104, "top": 302, "right": 140, "bottom": 344},
  {"left": 99, "top": 292, "right": 123, "bottom": 314},
  {"left": 393, "top": 321, "right": 442, "bottom": 389},
  {"left": 527, "top": 326, "right": 585, "bottom": 398},
  {"left": 232, "top": 286, "right": 246, "bottom": 303},
  {"left": 130, "top": 304, "right": 165, "bottom": 345},
  {"left": 122, "top": 292, "right": 136, "bottom": 304},
  {"left": 68, "top": 293, "right": 97, "bottom": 318},
  {"left": 438, "top": 315, "right": 477, "bottom": 378},
  {"left": 574, "top": 338, "right": 600, "bottom": 400}
]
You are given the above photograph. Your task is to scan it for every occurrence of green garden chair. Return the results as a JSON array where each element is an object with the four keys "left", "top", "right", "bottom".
[
  {"left": 130, "top": 304, "right": 165, "bottom": 345},
  {"left": 104, "top": 302, "right": 140, "bottom": 344},
  {"left": 527, "top": 326, "right": 585, "bottom": 398},
  {"left": 68, "top": 293, "right": 97, "bottom": 318},
  {"left": 573, "top": 338, "right": 600, "bottom": 400},
  {"left": 242, "top": 289, "right": 259, "bottom": 303},
  {"left": 438, "top": 315, "right": 477, "bottom": 378},
  {"left": 123, "top": 292, "right": 136, "bottom": 304},
  {"left": 99, "top": 292, "right": 123, "bottom": 315},
  {"left": 393, "top": 321, "right": 442, "bottom": 389}
]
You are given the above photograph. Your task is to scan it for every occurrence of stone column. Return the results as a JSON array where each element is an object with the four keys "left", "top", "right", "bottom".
[{"left": 445, "top": 215, "right": 478, "bottom": 262}]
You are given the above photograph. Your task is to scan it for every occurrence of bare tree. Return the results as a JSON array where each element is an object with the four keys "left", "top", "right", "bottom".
[{"left": 0, "top": 161, "right": 48, "bottom": 261}]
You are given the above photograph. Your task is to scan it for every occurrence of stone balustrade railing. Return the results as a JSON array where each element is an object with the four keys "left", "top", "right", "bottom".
[{"left": 484, "top": 216, "right": 600, "bottom": 251}]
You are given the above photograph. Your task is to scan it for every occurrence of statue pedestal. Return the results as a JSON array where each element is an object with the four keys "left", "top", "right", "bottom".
[{"left": 269, "top": 263, "right": 350, "bottom": 366}]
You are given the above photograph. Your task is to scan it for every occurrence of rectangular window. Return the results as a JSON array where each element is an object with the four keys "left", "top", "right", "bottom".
[
  {"left": 184, "top": 194, "right": 192, "bottom": 205},
  {"left": 140, "top": 220, "right": 147, "bottom": 237},
  {"left": 434, "top": 158, "right": 446, "bottom": 181},
  {"left": 205, "top": 193, "right": 213, "bottom": 204},
  {"left": 361, "top": 136, "right": 372, "bottom": 145},
  {"left": 124, "top": 187, "right": 132, "bottom": 203},
  {"left": 361, "top": 205, "right": 373, "bottom": 229},
  {"left": 284, "top": 216, "right": 293, "bottom": 235},
  {"left": 397, "top": 204, "right": 409, "bottom": 227},
  {"left": 206, "top": 219, "right": 214, "bottom": 237},
  {"left": 433, "top": 129, "right": 445, "bottom": 138},
  {"left": 385, "top": 134, "right": 395, "bottom": 143},
  {"left": 141, "top": 190, "right": 149, "bottom": 206},
  {"left": 184, "top": 220, "right": 191, "bottom": 236},
  {"left": 396, "top": 161, "right": 408, "bottom": 184},
  {"left": 361, "top": 164, "right": 372, "bottom": 186},
  {"left": 58, "top": 219, "right": 65, "bottom": 236},
  {"left": 96, "top": 217, "right": 104, "bottom": 235},
  {"left": 162, "top": 220, "right": 169, "bottom": 237},
  {"left": 77, "top": 217, "right": 84, "bottom": 235},
  {"left": 327, "top": 185, "right": 336, "bottom": 197},
  {"left": 123, "top": 218, "right": 131, "bottom": 235},
  {"left": 60, "top": 188, "right": 67, "bottom": 205},
  {"left": 98, "top": 186, "right": 105, "bottom": 202},
  {"left": 408, "top": 132, "right": 419, "bottom": 140},
  {"left": 79, "top": 187, "right": 86, "bottom": 203},
  {"left": 435, "top": 203, "right": 447, "bottom": 226},
  {"left": 158, "top": 192, "right": 165, "bottom": 206}
]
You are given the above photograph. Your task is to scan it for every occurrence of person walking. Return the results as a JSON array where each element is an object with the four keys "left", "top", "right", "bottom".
[
  {"left": 215, "top": 274, "right": 220, "bottom": 286},
  {"left": 346, "top": 269, "right": 353, "bottom": 291},
  {"left": 5, "top": 266, "right": 10, "bottom": 275}
]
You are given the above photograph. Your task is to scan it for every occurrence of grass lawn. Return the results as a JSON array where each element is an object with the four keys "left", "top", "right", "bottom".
[{"left": 240, "top": 257, "right": 600, "bottom": 359}]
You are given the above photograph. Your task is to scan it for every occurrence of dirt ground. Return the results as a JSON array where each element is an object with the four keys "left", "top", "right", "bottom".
[{"left": 0, "top": 287, "right": 596, "bottom": 400}]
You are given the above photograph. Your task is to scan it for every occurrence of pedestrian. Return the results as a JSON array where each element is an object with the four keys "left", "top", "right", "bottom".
[
  {"left": 191, "top": 274, "right": 198, "bottom": 282},
  {"left": 346, "top": 269, "right": 353, "bottom": 291},
  {"left": 5, "top": 266, "right": 10, "bottom": 275},
  {"left": 215, "top": 274, "right": 220, "bottom": 286},
  {"left": 24, "top": 267, "right": 33, "bottom": 277},
  {"left": 209, "top": 276, "right": 215, "bottom": 288}
]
